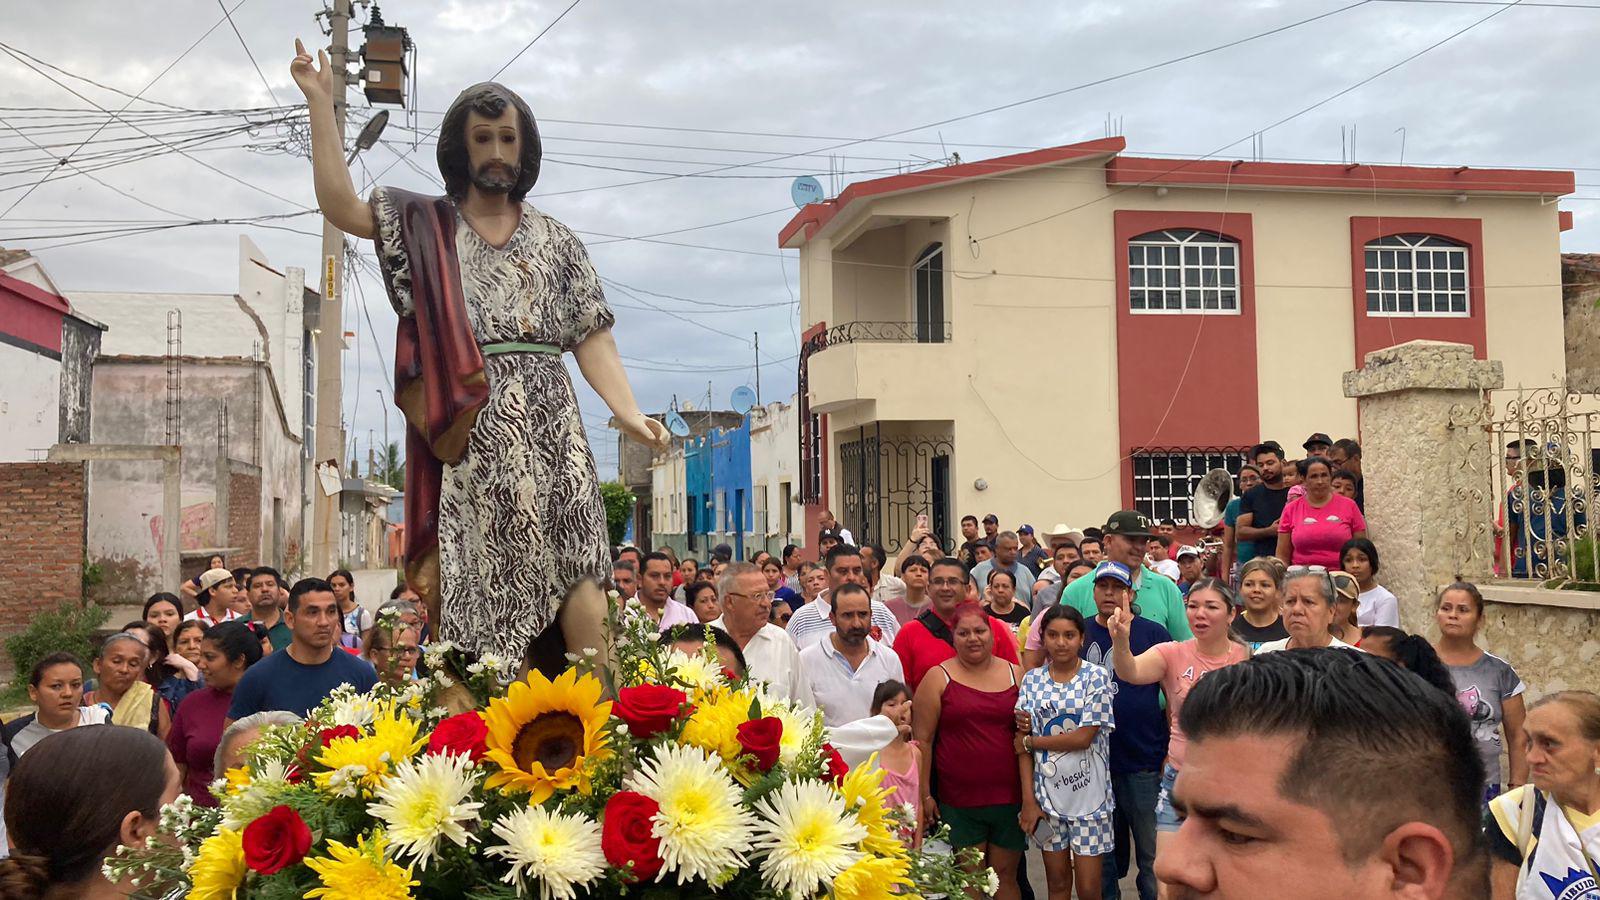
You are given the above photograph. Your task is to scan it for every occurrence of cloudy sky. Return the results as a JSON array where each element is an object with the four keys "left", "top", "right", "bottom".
[{"left": 2, "top": 0, "right": 1595, "bottom": 478}]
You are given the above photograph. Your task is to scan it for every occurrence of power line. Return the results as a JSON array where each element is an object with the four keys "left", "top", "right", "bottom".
[{"left": 215, "top": 0, "right": 282, "bottom": 107}]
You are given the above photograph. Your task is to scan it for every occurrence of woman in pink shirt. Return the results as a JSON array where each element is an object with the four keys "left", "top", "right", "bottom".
[
  {"left": 1109, "top": 579, "right": 1249, "bottom": 852},
  {"left": 1276, "top": 456, "right": 1367, "bottom": 568}
]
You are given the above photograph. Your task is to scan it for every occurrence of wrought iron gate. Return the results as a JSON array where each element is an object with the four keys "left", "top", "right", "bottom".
[{"left": 838, "top": 426, "right": 954, "bottom": 551}]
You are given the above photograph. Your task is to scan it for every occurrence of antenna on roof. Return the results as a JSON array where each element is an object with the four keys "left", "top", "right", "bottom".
[{"left": 1395, "top": 126, "right": 1407, "bottom": 165}]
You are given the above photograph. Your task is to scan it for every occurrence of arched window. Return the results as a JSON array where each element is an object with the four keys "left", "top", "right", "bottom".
[
  {"left": 913, "top": 243, "right": 945, "bottom": 343},
  {"left": 1128, "top": 229, "right": 1240, "bottom": 314},
  {"left": 1363, "top": 234, "right": 1468, "bottom": 316}
]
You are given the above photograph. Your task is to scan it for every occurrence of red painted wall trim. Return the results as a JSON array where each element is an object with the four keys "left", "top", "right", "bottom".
[
  {"left": 1561, "top": 210, "right": 1574, "bottom": 232},
  {"left": 779, "top": 137, "right": 1128, "bottom": 247},
  {"left": 1114, "top": 211, "right": 1261, "bottom": 507},
  {"left": 0, "top": 272, "right": 67, "bottom": 353},
  {"left": 1108, "top": 157, "right": 1575, "bottom": 197},
  {"left": 1348, "top": 217, "right": 1487, "bottom": 367}
]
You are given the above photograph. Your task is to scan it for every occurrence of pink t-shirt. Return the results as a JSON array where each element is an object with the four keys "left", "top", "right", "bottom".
[
  {"left": 1277, "top": 494, "right": 1366, "bottom": 568},
  {"left": 1154, "top": 639, "right": 1250, "bottom": 770}
]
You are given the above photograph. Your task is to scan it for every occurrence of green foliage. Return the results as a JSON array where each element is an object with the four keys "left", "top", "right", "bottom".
[
  {"left": 377, "top": 441, "right": 404, "bottom": 491},
  {"left": 1570, "top": 535, "right": 1599, "bottom": 584},
  {"left": 599, "top": 480, "right": 636, "bottom": 546},
  {"left": 3, "top": 602, "right": 109, "bottom": 704}
]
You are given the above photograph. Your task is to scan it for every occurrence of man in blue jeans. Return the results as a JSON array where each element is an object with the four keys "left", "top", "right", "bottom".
[{"left": 1079, "top": 562, "right": 1170, "bottom": 900}]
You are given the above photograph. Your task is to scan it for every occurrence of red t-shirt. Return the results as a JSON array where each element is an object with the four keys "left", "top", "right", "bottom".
[
  {"left": 166, "top": 686, "right": 234, "bottom": 806},
  {"left": 1277, "top": 494, "right": 1367, "bottom": 568},
  {"left": 895, "top": 613, "right": 1021, "bottom": 691}
]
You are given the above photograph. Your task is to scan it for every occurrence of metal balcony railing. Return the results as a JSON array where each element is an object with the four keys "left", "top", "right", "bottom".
[{"left": 801, "top": 320, "right": 952, "bottom": 355}]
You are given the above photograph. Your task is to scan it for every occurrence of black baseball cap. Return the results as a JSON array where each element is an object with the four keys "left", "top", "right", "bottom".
[
  {"left": 1100, "top": 510, "right": 1156, "bottom": 540},
  {"left": 1302, "top": 433, "right": 1333, "bottom": 450},
  {"left": 982, "top": 513, "right": 999, "bottom": 525},
  {"left": 818, "top": 527, "right": 843, "bottom": 542}
]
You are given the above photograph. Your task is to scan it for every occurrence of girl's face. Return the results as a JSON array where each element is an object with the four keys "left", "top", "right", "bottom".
[
  {"left": 198, "top": 639, "right": 245, "bottom": 691},
  {"left": 209, "top": 555, "right": 225, "bottom": 570},
  {"left": 175, "top": 626, "right": 206, "bottom": 664},
  {"left": 1064, "top": 563, "right": 1095, "bottom": 585},
  {"left": 145, "top": 601, "right": 181, "bottom": 639},
  {"left": 330, "top": 576, "right": 352, "bottom": 601},
  {"left": 952, "top": 614, "right": 993, "bottom": 663},
  {"left": 29, "top": 662, "right": 84, "bottom": 724},
  {"left": 1240, "top": 570, "right": 1280, "bottom": 614},
  {"left": 1185, "top": 589, "right": 1235, "bottom": 641},
  {"left": 95, "top": 640, "right": 146, "bottom": 693},
  {"left": 691, "top": 588, "right": 721, "bottom": 623},
  {"left": 679, "top": 559, "right": 698, "bottom": 579},
  {"left": 1435, "top": 589, "right": 1482, "bottom": 640},
  {"left": 988, "top": 575, "right": 1015, "bottom": 605},
  {"left": 879, "top": 691, "right": 913, "bottom": 736},
  {"left": 762, "top": 563, "right": 783, "bottom": 590},
  {"left": 1332, "top": 478, "right": 1358, "bottom": 500},
  {"left": 1342, "top": 549, "right": 1373, "bottom": 584},
  {"left": 917, "top": 536, "right": 941, "bottom": 562},
  {"left": 1042, "top": 617, "right": 1083, "bottom": 663}
]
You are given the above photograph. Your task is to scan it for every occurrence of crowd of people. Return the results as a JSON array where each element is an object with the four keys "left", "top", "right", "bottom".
[{"left": 1, "top": 433, "right": 1597, "bottom": 900}]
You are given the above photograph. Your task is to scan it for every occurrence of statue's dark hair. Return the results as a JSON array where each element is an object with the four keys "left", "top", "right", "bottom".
[{"left": 437, "top": 82, "right": 542, "bottom": 203}]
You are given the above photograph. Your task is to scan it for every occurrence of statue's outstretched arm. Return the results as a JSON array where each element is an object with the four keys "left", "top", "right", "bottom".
[
  {"left": 290, "top": 38, "right": 377, "bottom": 240},
  {"left": 573, "top": 327, "right": 669, "bottom": 451}
]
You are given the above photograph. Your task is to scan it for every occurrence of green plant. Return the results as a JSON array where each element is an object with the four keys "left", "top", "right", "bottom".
[
  {"left": 1569, "top": 534, "right": 1599, "bottom": 584},
  {"left": 81, "top": 558, "right": 104, "bottom": 590},
  {"left": 599, "top": 480, "right": 636, "bottom": 547},
  {"left": 3, "top": 601, "right": 110, "bottom": 705}
]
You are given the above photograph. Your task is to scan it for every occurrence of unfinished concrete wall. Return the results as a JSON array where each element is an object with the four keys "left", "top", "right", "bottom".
[
  {"left": 1562, "top": 255, "right": 1600, "bottom": 393},
  {"left": 0, "top": 462, "right": 85, "bottom": 636}
]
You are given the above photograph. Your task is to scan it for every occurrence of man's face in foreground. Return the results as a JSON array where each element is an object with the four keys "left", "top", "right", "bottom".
[{"left": 1158, "top": 733, "right": 1457, "bottom": 899}]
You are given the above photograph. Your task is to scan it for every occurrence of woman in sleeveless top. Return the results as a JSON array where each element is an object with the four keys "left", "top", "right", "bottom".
[{"left": 912, "top": 602, "right": 1025, "bottom": 900}]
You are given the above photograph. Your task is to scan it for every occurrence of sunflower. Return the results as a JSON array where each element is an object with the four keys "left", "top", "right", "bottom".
[
  {"left": 187, "top": 827, "right": 247, "bottom": 900},
  {"left": 839, "top": 755, "right": 903, "bottom": 858},
  {"left": 304, "top": 832, "right": 418, "bottom": 900},
  {"left": 482, "top": 667, "right": 612, "bottom": 801}
]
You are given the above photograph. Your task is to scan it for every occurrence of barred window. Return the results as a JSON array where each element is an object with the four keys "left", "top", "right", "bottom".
[
  {"left": 1364, "top": 234, "right": 1468, "bottom": 317},
  {"left": 1128, "top": 229, "right": 1240, "bottom": 314},
  {"left": 1131, "top": 449, "right": 1248, "bottom": 525}
]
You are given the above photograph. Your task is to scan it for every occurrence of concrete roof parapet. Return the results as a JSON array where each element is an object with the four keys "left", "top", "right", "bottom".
[{"left": 1343, "top": 339, "right": 1505, "bottom": 398}]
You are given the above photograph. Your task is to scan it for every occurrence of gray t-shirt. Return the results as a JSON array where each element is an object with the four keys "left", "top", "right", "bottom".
[
  {"left": 10, "top": 705, "right": 111, "bottom": 757},
  {"left": 1447, "top": 652, "right": 1525, "bottom": 786}
]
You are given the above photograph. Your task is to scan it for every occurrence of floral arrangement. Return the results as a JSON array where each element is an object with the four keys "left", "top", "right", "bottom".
[{"left": 107, "top": 603, "right": 994, "bottom": 899}]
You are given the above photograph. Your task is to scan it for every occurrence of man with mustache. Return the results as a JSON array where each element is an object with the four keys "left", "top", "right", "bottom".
[{"left": 290, "top": 42, "right": 668, "bottom": 676}]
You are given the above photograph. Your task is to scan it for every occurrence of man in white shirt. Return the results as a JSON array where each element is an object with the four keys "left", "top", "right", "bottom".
[
  {"left": 185, "top": 568, "right": 245, "bottom": 626},
  {"left": 634, "top": 552, "right": 698, "bottom": 632},
  {"left": 710, "top": 562, "right": 814, "bottom": 705},
  {"left": 798, "top": 583, "right": 904, "bottom": 727},
  {"left": 787, "top": 545, "right": 901, "bottom": 648},
  {"left": 819, "top": 509, "right": 855, "bottom": 548}
]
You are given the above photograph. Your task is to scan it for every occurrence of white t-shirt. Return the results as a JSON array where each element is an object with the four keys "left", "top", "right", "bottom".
[
  {"left": 1356, "top": 585, "right": 1400, "bottom": 627},
  {"left": 1254, "top": 635, "right": 1359, "bottom": 654},
  {"left": 1150, "top": 559, "right": 1181, "bottom": 582}
]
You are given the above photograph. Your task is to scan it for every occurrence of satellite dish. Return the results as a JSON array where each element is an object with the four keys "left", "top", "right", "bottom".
[
  {"left": 730, "top": 386, "right": 757, "bottom": 415},
  {"left": 665, "top": 410, "right": 690, "bottom": 437},
  {"left": 791, "top": 176, "right": 825, "bottom": 209}
]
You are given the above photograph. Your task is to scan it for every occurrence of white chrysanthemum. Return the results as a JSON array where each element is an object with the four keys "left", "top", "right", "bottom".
[
  {"left": 984, "top": 867, "right": 1001, "bottom": 895},
  {"left": 369, "top": 752, "right": 483, "bottom": 869},
  {"left": 663, "top": 648, "right": 726, "bottom": 693},
  {"left": 751, "top": 779, "right": 866, "bottom": 895},
  {"left": 327, "top": 693, "right": 382, "bottom": 727},
  {"left": 766, "top": 702, "right": 816, "bottom": 766},
  {"left": 486, "top": 806, "right": 605, "bottom": 900},
  {"left": 625, "top": 744, "right": 756, "bottom": 884}
]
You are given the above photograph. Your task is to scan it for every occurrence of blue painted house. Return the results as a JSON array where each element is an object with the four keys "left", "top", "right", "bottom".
[{"left": 710, "top": 417, "right": 753, "bottom": 560}]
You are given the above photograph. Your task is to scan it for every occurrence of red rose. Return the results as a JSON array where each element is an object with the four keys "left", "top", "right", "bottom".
[
  {"left": 317, "top": 725, "right": 360, "bottom": 747},
  {"left": 736, "top": 716, "right": 784, "bottom": 772},
  {"left": 427, "top": 711, "right": 489, "bottom": 761},
  {"left": 241, "top": 804, "right": 312, "bottom": 875},
  {"left": 821, "top": 743, "right": 849, "bottom": 785},
  {"left": 615, "top": 685, "right": 691, "bottom": 739},
  {"left": 601, "top": 791, "right": 665, "bottom": 882}
]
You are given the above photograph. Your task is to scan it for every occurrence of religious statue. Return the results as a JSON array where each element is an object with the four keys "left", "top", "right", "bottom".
[{"left": 291, "top": 40, "right": 669, "bottom": 673}]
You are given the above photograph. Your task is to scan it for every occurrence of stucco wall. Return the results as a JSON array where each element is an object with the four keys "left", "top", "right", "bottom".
[
  {"left": 749, "top": 399, "right": 800, "bottom": 545},
  {"left": 0, "top": 343, "right": 60, "bottom": 462}
]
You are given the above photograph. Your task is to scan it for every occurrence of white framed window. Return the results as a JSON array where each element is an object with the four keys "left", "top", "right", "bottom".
[
  {"left": 913, "top": 243, "right": 946, "bottom": 343},
  {"left": 1364, "top": 234, "right": 1468, "bottom": 317},
  {"left": 1128, "top": 229, "right": 1240, "bottom": 314},
  {"left": 1131, "top": 448, "right": 1249, "bottom": 525}
]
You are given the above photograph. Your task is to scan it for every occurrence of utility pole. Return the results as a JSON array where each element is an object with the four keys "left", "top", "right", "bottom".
[
  {"left": 753, "top": 332, "right": 760, "bottom": 405},
  {"left": 311, "top": 0, "right": 353, "bottom": 575}
]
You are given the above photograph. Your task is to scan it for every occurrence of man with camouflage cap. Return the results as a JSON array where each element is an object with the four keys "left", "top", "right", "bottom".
[{"left": 1060, "top": 511, "right": 1192, "bottom": 640}]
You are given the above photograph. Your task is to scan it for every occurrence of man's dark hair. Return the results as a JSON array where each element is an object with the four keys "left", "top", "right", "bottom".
[
  {"left": 781, "top": 544, "right": 800, "bottom": 563},
  {"left": 930, "top": 556, "right": 969, "bottom": 579},
  {"left": 1159, "top": 518, "right": 1177, "bottom": 527},
  {"left": 287, "top": 577, "right": 336, "bottom": 613},
  {"left": 659, "top": 624, "right": 748, "bottom": 675},
  {"left": 231, "top": 566, "right": 252, "bottom": 585},
  {"left": 641, "top": 551, "right": 673, "bottom": 572},
  {"left": 436, "top": 82, "right": 542, "bottom": 203},
  {"left": 824, "top": 543, "right": 861, "bottom": 571},
  {"left": 1250, "top": 441, "right": 1285, "bottom": 462},
  {"left": 900, "top": 555, "right": 931, "bottom": 575},
  {"left": 1081, "top": 527, "right": 1103, "bottom": 540},
  {"left": 1078, "top": 536, "right": 1103, "bottom": 552},
  {"left": 711, "top": 543, "right": 733, "bottom": 563},
  {"left": 1331, "top": 468, "right": 1358, "bottom": 484},
  {"left": 831, "top": 582, "right": 871, "bottom": 610},
  {"left": 248, "top": 566, "right": 282, "bottom": 590},
  {"left": 1180, "top": 649, "right": 1484, "bottom": 875},
  {"left": 960, "top": 514, "right": 978, "bottom": 526},
  {"left": 1332, "top": 438, "right": 1362, "bottom": 459},
  {"left": 612, "top": 559, "right": 636, "bottom": 574}
]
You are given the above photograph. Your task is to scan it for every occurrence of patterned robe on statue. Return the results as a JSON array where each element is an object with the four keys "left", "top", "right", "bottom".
[{"left": 372, "top": 188, "right": 612, "bottom": 661}]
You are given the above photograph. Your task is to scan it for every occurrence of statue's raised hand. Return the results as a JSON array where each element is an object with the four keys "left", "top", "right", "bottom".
[{"left": 290, "top": 38, "right": 333, "bottom": 106}]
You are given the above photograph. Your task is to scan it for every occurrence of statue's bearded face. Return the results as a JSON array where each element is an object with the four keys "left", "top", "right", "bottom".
[{"left": 466, "top": 109, "right": 521, "bottom": 195}]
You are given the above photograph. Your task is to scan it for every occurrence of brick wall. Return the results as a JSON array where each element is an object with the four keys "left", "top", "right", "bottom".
[
  {"left": 228, "top": 469, "right": 261, "bottom": 569},
  {"left": 0, "top": 462, "right": 86, "bottom": 636}
]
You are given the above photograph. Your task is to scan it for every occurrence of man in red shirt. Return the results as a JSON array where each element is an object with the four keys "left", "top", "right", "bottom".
[{"left": 894, "top": 557, "right": 1019, "bottom": 690}]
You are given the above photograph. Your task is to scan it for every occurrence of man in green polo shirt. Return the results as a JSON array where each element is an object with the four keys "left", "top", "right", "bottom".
[
  {"left": 244, "top": 565, "right": 293, "bottom": 652},
  {"left": 1063, "top": 511, "right": 1191, "bottom": 641}
]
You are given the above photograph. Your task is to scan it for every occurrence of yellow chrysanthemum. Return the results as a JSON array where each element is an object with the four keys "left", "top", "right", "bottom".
[
  {"left": 482, "top": 668, "right": 612, "bottom": 801},
  {"left": 833, "top": 852, "right": 915, "bottom": 900},
  {"left": 187, "top": 827, "right": 247, "bottom": 900},
  {"left": 679, "top": 687, "right": 754, "bottom": 762},
  {"left": 304, "top": 832, "right": 418, "bottom": 900},
  {"left": 314, "top": 705, "right": 426, "bottom": 795},
  {"left": 221, "top": 766, "right": 253, "bottom": 796},
  {"left": 840, "top": 755, "right": 903, "bottom": 858}
]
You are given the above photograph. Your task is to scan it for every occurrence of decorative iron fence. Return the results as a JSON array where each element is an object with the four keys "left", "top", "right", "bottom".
[
  {"left": 837, "top": 425, "right": 954, "bottom": 552},
  {"left": 1447, "top": 386, "right": 1600, "bottom": 583}
]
